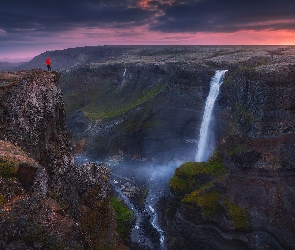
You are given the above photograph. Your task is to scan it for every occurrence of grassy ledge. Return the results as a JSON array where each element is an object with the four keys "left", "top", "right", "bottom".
[
  {"left": 110, "top": 196, "right": 134, "bottom": 241},
  {"left": 169, "top": 153, "right": 229, "bottom": 196},
  {"left": 82, "top": 82, "right": 167, "bottom": 120}
]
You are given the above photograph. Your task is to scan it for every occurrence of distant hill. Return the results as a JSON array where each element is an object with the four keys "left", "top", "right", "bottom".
[
  {"left": 0, "top": 62, "right": 24, "bottom": 71},
  {"left": 16, "top": 45, "right": 221, "bottom": 72},
  {"left": 17, "top": 45, "right": 150, "bottom": 71}
]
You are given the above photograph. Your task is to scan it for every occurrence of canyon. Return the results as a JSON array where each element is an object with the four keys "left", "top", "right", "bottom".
[{"left": 1, "top": 45, "right": 295, "bottom": 249}]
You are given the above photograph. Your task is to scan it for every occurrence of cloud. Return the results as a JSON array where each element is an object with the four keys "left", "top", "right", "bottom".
[
  {"left": 151, "top": 0, "right": 295, "bottom": 33},
  {"left": 1, "top": 0, "right": 295, "bottom": 59},
  {"left": 2, "top": 0, "right": 295, "bottom": 36},
  {"left": 0, "top": 0, "right": 156, "bottom": 35}
]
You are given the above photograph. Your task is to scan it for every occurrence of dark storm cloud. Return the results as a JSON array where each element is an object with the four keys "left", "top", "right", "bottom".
[
  {"left": 1, "top": 0, "right": 295, "bottom": 58},
  {"left": 2, "top": 0, "right": 295, "bottom": 37},
  {"left": 0, "top": 0, "right": 155, "bottom": 35},
  {"left": 152, "top": 0, "right": 295, "bottom": 33}
]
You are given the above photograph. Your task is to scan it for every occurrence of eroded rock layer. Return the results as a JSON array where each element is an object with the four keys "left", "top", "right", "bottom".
[
  {"left": 165, "top": 53, "right": 295, "bottom": 249},
  {"left": 0, "top": 69, "right": 120, "bottom": 250}
]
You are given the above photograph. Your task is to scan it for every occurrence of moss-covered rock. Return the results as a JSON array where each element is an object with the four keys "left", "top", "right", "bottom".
[
  {"left": 0, "top": 140, "right": 39, "bottom": 181},
  {"left": 0, "top": 158, "right": 18, "bottom": 178},
  {"left": 169, "top": 153, "right": 229, "bottom": 197},
  {"left": 110, "top": 196, "right": 134, "bottom": 242},
  {"left": 223, "top": 197, "right": 250, "bottom": 229},
  {"left": 183, "top": 189, "right": 221, "bottom": 218}
]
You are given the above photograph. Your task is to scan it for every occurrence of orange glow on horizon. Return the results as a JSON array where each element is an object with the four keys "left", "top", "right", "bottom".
[
  {"left": 1, "top": 27, "right": 295, "bottom": 60},
  {"left": 57, "top": 27, "right": 295, "bottom": 46}
]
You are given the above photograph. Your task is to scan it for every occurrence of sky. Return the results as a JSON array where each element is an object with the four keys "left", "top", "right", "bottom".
[{"left": 1, "top": 0, "right": 295, "bottom": 61}]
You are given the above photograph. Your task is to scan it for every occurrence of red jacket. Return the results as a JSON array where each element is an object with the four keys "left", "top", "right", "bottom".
[{"left": 46, "top": 58, "right": 50, "bottom": 65}]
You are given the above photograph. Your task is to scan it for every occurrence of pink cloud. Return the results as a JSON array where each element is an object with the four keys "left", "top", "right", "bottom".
[
  {"left": 59, "top": 27, "right": 295, "bottom": 45},
  {"left": 1, "top": 27, "right": 295, "bottom": 61}
]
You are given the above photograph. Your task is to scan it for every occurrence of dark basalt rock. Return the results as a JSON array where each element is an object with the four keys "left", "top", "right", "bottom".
[
  {"left": 164, "top": 60, "right": 295, "bottom": 249},
  {"left": 17, "top": 162, "right": 39, "bottom": 191},
  {"left": 61, "top": 62, "right": 214, "bottom": 162},
  {"left": 0, "top": 69, "right": 122, "bottom": 250}
]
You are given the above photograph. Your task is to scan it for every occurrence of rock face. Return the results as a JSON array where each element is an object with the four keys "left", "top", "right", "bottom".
[
  {"left": 164, "top": 51, "right": 295, "bottom": 249},
  {"left": 0, "top": 70, "right": 73, "bottom": 187},
  {"left": 62, "top": 63, "right": 214, "bottom": 162},
  {"left": 0, "top": 69, "right": 120, "bottom": 249}
]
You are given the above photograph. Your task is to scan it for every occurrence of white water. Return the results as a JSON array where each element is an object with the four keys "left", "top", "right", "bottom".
[
  {"left": 146, "top": 169, "right": 170, "bottom": 249},
  {"left": 109, "top": 161, "right": 179, "bottom": 250},
  {"left": 121, "top": 68, "right": 127, "bottom": 84},
  {"left": 195, "top": 70, "right": 228, "bottom": 162}
]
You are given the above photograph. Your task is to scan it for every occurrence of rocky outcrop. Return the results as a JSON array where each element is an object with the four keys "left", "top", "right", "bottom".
[
  {"left": 0, "top": 69, "right": 73, "bottom": 187},
  {"left": 220, "top": 63, "right": 295, "bottom": 169},
  {"left": 0, "top": 69, "right": 120, "bottom": 249}
]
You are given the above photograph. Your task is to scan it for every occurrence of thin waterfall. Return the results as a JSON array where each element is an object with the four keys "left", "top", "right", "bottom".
[
  {"left": 195, "top": 70, "right": 228, "bottom": 162},
  {"left": 121, "top": 68, "right": 127, "bottom": 85}
]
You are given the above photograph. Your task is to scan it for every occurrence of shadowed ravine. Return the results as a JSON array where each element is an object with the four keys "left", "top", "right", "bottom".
[
  {"left": 100, "top": 69, "right": 227, "bottom": 249},
  {"left": 100, "top": 70, "right": 227, "bottom": 249},
  {"left": 107, "top": 160, "right": 181, "bottom": 250}
]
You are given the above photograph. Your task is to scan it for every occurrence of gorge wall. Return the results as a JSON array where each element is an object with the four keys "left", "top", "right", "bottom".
[
  {"left": 164, "top": 53, "right": 295, "bottom": 249},
  {"left": 61, "top": 62, "right": 214, "bottom": 162},
  {"left": 0, "top": 69, "right": 122, "bottom": 250},
  {"left": 5, "top": 46, "right": 295, "bottom": 249}
]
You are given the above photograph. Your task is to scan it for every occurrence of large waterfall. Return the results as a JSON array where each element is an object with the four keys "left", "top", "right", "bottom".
[{"left": 195, "top": 70, "right": 228, "bottom": 162}]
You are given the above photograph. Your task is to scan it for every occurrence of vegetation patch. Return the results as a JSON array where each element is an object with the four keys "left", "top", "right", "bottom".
[
  {"left": 233, "top": 102, "right": 255, "bottom": 123},
  {"left": 183, "top": 189, "right": 221, "bottom": 218},
  {"left": 0, "top": 140, "right": 38, "bottom": 178},
  {"left": 169, "top": 153, "right": 229, "bottom": 196},
  {"left": 224, "top": 197, "right": 250, "bottom": 229},
  {"left": 82, "top": 82, "right": 167, "bottom": 120},
  {"left": 169, "top": 174, "right": 189, "bottom": 195},
  {"left": 0, "top": 157, "right": 18, "bottom": 178},
  {"left": 110, "top": 196, "right": 134, "bottom": 241},
  {"left": 170, "top": 152, "right": 250, "bottom": 227}
]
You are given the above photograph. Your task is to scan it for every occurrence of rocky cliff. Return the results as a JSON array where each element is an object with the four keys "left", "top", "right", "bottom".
[
  {"left": 6, "top": 46, "right": 295, "bottom": 249},
  {"left": 164, "top": 49, "right": 295, "bottom": 249},
  {"left": 0, "top": 69, "right": 121, "bottom": 249}
]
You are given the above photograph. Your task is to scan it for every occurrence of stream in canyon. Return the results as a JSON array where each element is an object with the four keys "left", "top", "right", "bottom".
[
  {"left": 75, "top": 69, "right": 227, "bottom": 249},
  {"left": 108, "top": 70, "right": 228, "bottom": 249},
  {"left": 108, "top": 160, "right": 181, "bottom": 250}
]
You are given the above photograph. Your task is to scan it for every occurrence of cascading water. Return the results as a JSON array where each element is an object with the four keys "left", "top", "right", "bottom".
[
  {"left": 121, "top": 68, "right": 127, "bottom": 84},
  {"left": 108, "top": 161, "right": 179, "bottom": 250},
  {"left": 195, "top": 70, "right": 228, "bottom": 162}
]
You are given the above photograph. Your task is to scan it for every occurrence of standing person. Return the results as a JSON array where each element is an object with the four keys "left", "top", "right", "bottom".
[{"left": 46, "top": 57, "right": 51, "bottom": 71}]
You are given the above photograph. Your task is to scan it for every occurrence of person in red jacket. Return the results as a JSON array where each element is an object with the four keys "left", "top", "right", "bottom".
[{"left": 46, "top": 57, "right": 51, "bottom": 71}]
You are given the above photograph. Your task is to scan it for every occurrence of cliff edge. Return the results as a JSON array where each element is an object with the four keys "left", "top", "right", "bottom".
[{"left": 0, "top": 69, "right": 120, "bottom": 249}]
